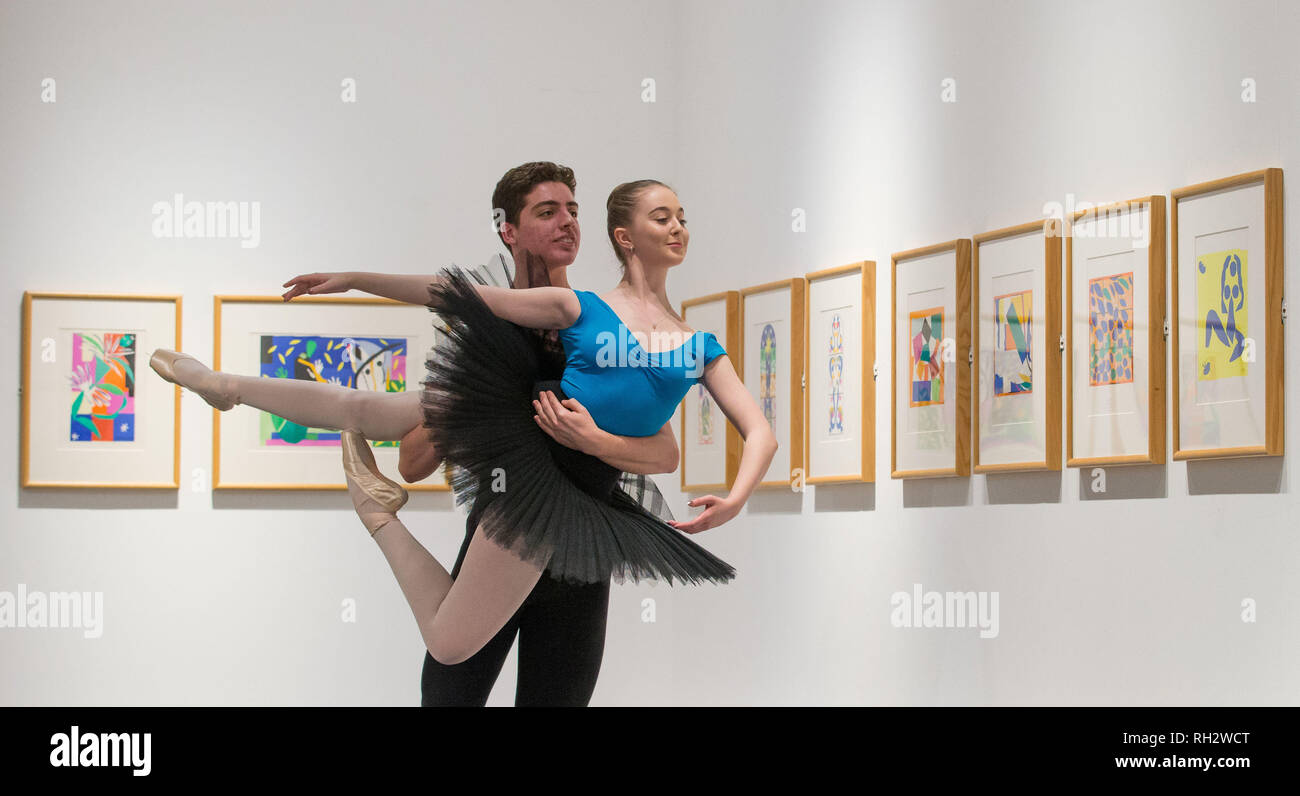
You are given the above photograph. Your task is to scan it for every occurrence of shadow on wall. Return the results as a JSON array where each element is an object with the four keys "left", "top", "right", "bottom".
[
  {"left": 811, "top": 481, "right": 875, "bottom": 512},
  {"left": 903, "top": 477, "right": 971, "bottom": 508},
  {"left": 1072, "top": 456, "right": 1287, "bottom": 501},
  {"left": 1186, "top": 456, "right": 1285, "bottom": 496},
  {"left": 18, "top": 489, "right": 179, "bottom": 511},
  {"left": 1077, "top": 464, "right": 1166, "bottom": 501},
  {"left": 986, "top": 470, "right": 1062, "bottom": 505},
  {"left": 742, "top": 489, "right": 802, "bottom": 514}
]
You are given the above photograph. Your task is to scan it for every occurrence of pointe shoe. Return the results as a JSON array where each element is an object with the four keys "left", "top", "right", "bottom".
[
  {"left": 150, "top": 349, "right": 236, "bottom": 411},
  {"left": 341, "top": 430, "right": 409, "bottom": 536}
]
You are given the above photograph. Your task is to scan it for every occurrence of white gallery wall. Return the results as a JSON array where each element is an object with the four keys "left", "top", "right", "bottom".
[
  {"left": 665, "top": 0, "right": 1299, "bottom": 705},
  {"left": 1, "top": 0, "right": 1296, "bottom": 705}
]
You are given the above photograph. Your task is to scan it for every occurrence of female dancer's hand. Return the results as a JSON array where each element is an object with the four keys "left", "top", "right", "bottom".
[
  {"left": 532, "top": 391, "right": 601, "bottom": 453},
  {"left": 282, "top": 272, "right": 354, "bottom": 301},
  {"left": 669, "top": 495, "right": 740, "bottom": 534}
]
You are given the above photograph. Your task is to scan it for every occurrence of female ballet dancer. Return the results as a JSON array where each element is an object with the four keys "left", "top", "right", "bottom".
[
  {"left": 314, "top": 180, "right": 776, "bottom": 665},
  {"left": 159, "top": 179, "right": 778, "bottom": 668}
]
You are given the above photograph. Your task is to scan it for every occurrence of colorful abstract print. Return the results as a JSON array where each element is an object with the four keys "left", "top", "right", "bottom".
[
  {"left": 909, "top": 308, "right": 943, "bottom": 406},
  {"left": 994, "top": 290, "right": 1032, "bottom": 396},
  {"left": 1088, "top": 273, "right": 1134, "bottom": 386},
  {"left": 258, "top": 335, "right": 406, "bottom": 446},
  {"left": 1197, "top": 249, "right": 1247, "bottom": 381},
  {"left": 759, "top": 323, "right": 777, "bottom": 432},
  {"left": 827, "top": 313, "right": 845, "bottom": 435},
  {"left": 69, "top": 332, "right": 136, "bottom": 442}
]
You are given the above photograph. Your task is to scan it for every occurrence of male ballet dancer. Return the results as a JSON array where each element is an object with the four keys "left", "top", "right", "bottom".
[{"left": 404, "top": 162, "right": 679, "bottom": 706}]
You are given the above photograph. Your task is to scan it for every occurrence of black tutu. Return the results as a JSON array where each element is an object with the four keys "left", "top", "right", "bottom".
[{"left": 420, "top": 266, "right": 736, "bottom": 587}]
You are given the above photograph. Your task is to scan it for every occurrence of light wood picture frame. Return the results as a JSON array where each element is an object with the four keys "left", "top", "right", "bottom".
[
  {"left": 1171, "top": 168, "right": 1284, "bottom": 459},
  {"left": 891, "top": 240, "right": 972, "bottom": 479},
  {"left": 973, "top": 221, "right": 1062, "bottom": 472},
  {"left": 21, "top": 291, "right": 181, "bottom": 489},
  {"left": 213, "top": 295, "right": 449, "bottom": 490},
  {"left": 1066, "top": 195, "right": 1167, "bottom": 467},
  {"left": 804, "top": 261, "right": 876, "bottom": 484},
  {"left": 739, "top": 278, "right": 806, "bottom": 489},
  {"left": 680, "top": 290, "right": 741, "bottom": 492}
]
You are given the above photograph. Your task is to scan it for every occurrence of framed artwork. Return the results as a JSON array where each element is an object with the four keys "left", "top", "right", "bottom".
[
  {"left": 213, "top": 295, "right": 448, "bottom": 490},
  {"left": 804, "top": 261, "right": 876, "bottom": 483},
  {"left": 891, "top": 240, "right": 971, "bottom": 478},
  {"left": 21, "top": 292, "right": 181, "bottom": 488},
  {"left": 972, "top": 220, "right": 1061, "bottom": 472},
  {"left": 1171, "top": 168, "right": 1284, "bottom": 459},
  {"left": 680, "top": 290, "right": 740, "bottom": 492},
  {"left": 739, "top": 278, "right": 806, "bottom": 488},
  {"left": 1066, "top": 195, "right": 1166, "bottom": 466}
]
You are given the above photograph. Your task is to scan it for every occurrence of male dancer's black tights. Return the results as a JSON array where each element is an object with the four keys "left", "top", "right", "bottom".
[
  {"left": 421, "top": 509, "right": 611, "bottom": 706},
  {"left": 421, "top": 338, "right": 614, "bottom": 706}
]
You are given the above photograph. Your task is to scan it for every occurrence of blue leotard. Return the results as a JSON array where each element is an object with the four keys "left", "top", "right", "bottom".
[{"left": 557, "top": 290, "right": 727, "bottom": 436}]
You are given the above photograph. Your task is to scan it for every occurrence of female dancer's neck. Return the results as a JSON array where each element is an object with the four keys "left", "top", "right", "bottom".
[{"left": 616, "top": 262, "right": 673, "bottom": 314}]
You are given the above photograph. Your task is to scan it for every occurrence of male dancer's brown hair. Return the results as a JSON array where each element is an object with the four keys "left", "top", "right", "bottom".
[{"left": 491, "top": 161, "right": 577, "bottom": 250}]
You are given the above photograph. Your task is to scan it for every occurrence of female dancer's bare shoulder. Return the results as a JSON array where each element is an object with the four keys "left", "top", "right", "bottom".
[{"left": 596, "top": 291, "right": 695, "bottom": 339}]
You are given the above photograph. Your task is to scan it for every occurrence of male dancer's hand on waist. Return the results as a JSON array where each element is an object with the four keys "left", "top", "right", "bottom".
[{"left": 533, "top": 389, "right": 601, "bottom": 454}]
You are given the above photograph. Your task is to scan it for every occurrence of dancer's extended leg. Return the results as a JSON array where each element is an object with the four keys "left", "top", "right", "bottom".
[
  {"left": 342, "top": 429, "right": 543, "bottom": 665},
  {"left": 373, "top": 520, "right": 544, "bottom": 666},
  {"left": 151, "top": 349, "right": 421, "bottom": 440}
]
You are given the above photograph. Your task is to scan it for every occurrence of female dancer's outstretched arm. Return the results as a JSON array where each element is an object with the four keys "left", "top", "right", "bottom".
[
  {"left": 282, "top": 271, "right": 436, "bottom": 306},
  {"left": 280, "top": 270, "right": 678, "bottom": 474},
  {"left": 667, "top": 354, "right": 778, "bottom": 533},
  {"left": 286, "top": 268, "right": 579, "bottom": 329}
]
